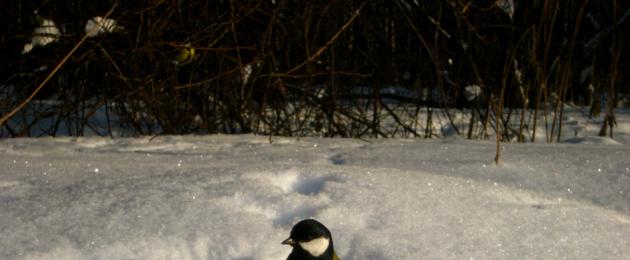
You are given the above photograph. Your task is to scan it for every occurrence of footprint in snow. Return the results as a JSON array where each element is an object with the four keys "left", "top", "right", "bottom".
[
  {"left": 266, "top": 169, "right": 342, "bottom": 196},
  {"left": 328, "top": 154, "right": 346, "bottom": 165}
]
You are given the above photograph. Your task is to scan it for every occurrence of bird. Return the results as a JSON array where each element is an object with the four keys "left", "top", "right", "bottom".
[
  {"left": 282, "top": 219, "right": 340, "bottom": 260},
  {"left": 171, "top": 43, "right": 195, "bottom": 65}
]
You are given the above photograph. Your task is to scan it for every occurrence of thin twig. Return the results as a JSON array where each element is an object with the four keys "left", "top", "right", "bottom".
[
  {"left": 284, "top": 1, "right": 366, "bottom": 75},
  {"left": 0, "top": 2, "right": 118, "bottom": 126}
]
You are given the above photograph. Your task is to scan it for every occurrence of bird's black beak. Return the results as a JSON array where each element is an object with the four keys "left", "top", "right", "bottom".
[{"left": 282, "top": 238, "right": 296, "bottom": 246}]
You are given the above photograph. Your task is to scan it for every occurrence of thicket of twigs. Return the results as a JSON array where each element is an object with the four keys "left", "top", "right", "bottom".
[{"left": 1, "top": 0, "right": 628, "bottom": 141}]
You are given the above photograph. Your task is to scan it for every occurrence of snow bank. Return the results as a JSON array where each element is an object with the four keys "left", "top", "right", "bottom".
[{"left": 1, "top": 135, "right": 629, "bottom": 259}]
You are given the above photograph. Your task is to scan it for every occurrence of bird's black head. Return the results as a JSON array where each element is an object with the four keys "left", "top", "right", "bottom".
[
  {"left": 288, "top": 219, "right": 332, "bottom": 242},
  {"left": 283, "top": 219, "right": 336, "bottom": 260}
]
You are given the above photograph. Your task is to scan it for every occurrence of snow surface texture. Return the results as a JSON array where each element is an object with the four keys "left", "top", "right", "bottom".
[{"left": 1, "top": 135, "right": 629, "bottom": 259}]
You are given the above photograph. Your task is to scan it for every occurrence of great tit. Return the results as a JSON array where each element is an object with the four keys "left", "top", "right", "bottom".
[
  {"left": 282, "top": 219, "right": 340, "bottom": 260},
  {"left": 171, "top": 43, "right": 195, "bottom": 65}
]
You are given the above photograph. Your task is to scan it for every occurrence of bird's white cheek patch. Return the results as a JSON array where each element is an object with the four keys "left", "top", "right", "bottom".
[{"left": 299, "top": 237, "right": 330, "bottom": 257}]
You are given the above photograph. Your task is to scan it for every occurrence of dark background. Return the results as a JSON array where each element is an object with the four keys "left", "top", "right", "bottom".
[{"left": 1, "top": 0, "right": 628, "bottom": 140}]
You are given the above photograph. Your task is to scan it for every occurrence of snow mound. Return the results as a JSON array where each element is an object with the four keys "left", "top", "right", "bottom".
[
  {"left": 0, "top": 136, "right": 629, "bottom": 259},
  {"left": 563, "top": 136, "right": 622, "bottom": 145}
]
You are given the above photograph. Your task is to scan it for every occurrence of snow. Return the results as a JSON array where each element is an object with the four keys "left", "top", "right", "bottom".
[
  {"left": 464, "top": 85, "right": 482, "bottom": 101},
  {"left": 1, "top": 134, "right": 629, "bottom": 259}
]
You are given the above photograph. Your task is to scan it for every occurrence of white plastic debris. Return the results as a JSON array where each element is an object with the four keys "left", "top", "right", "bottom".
[
  {"left": 85, "top": 16, "right": 123, "bottom": 37},
  {"left": 22, "top": 19, "right": 61, "bottom": 54}
]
